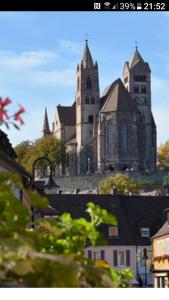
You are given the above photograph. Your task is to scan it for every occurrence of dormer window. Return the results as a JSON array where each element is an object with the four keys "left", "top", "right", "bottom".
[
  {"left": 108, "top": 226, "right": 118, "bottom": 237},
  {"left": 141, "top": 227, "right": 150, "bottom": 237}
]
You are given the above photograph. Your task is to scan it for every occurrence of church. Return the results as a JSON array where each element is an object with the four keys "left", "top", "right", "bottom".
[{"left": 43, "top": 41, "right": 157, "bottom": 176}]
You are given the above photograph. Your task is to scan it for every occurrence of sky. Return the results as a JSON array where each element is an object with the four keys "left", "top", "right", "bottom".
[{"left": 0, "top": 11, "right": 169, "bottom": 147}]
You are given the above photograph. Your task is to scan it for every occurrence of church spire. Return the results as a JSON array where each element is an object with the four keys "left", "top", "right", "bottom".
[
  {"left": 43, "top": 107, "right": 50, "bottom": 136},
  {"left": 81, "top": 40, "right": 94, "bottom": 69},
  {"left": 129, "top": 47, "right": 144, "bottom": 69}
]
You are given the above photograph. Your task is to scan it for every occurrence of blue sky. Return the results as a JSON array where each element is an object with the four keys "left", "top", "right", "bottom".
[{"left": 0, "top": 12, "right": 169, "bottom": 146}]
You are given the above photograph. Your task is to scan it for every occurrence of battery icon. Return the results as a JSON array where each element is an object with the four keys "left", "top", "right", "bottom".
[{"left": 137, "top": 2, "right": 142, "bottom": 10}]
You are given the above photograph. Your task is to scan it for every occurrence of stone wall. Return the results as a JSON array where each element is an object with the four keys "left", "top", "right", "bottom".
[{"left": 44, "top": 170, "right": 168, "bottom": 193}]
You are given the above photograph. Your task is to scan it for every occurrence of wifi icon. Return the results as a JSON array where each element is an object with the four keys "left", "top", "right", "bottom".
[{"left": 104, "top": 2, "right": 111, "bottom": 8}]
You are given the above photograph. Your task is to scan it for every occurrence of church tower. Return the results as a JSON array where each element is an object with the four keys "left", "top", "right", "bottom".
[
  {"left": 123, "top": 47, "right": 156, "bottom": 170},
  {"left": 76, "top": 40, "right": 100, "bottom": 174},
  {"left": 43, "top": 107, "right": 51, "bottom": 136}
]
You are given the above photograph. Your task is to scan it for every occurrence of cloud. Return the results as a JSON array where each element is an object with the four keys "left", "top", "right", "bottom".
[
  {"left": 59, "top": 40, "right": 82, "bottom": 55},
  {"left": 29, "top": 69, "right": 75, "bottom": 86},
  {"left": 0, "top": 50, "right": 58, "bottom": 71}
]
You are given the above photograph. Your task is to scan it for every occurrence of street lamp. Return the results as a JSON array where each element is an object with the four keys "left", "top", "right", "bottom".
[
  {"left": 31, "top": 157, "right": 59, "bottom": 227},
  {"left": 143, "top": 248, "right": 148, "bottom": 287},
  {"left": 32, "top": 156, "right": 59, "bottom": 192}
]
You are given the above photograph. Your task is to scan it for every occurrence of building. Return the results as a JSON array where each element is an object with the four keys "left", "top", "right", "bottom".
[
  {"left": 44, "top": 41, "right": 157, "bottom": 175},
  {"left": 40, "top": 194, "right": 169, "bottom": 286},
  {"left": 0, "top": 129, "right": 32, "bottom": 206},
  {"left": 152, "top": 208, "right": 169, "bottom": 288}
]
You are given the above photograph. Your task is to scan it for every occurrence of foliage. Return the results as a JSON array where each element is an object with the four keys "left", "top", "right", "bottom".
[
  {"left": 163, "top": 172, "right": 169, "bottom": 187},
  {"left": 99, "top": 173, "right": 139, "bottom": 195},
  {"left": 15, "top": 135, "right": 66, "bottom": 173},
  {"left": 158, "top": 140, "right": 169, "bottom": 170},
  {"left": 0, "top": 97, "right": 25, "bottom": 130},
  {"left": 0, "top": 172, "right": 133, "bottom": 287}
]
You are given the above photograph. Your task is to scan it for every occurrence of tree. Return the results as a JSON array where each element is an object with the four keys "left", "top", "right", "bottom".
[
  {"left": 14, "top": 140, "right": 33, "bottom": 165},
  {"left": 15, "top": 135, "right": 66, "bottom": 173},
  {"left": 99, "top": 173, "right": 139, "bottom": 195},
  {"left": 0, "top": 173, "right": 133, "bottom": 287},
  {"left": 158, "top": 140, "right": 169, "bottom": 170}
]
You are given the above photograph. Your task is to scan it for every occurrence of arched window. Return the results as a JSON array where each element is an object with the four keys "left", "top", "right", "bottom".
[
  {"left": 134, "top": 86, "right": 139, "bottom": 93},
  {"left": 85, "top": 97, "right": 89, "bottom": 104},
  {"left": 141, "top": 86, "right": 146, "bottom": 94},
  {"left": 107, "top": 122, "right": 113, "bottom": 155},
  {"left": 120, "top": 124, "right": 128, "bottom": 154},
  {"left": 87, "top": 77, "right": 92, "bottom": 89},
  {"left": 91, "top": 97, "right": 95, "bottom": 104},
  {"left": 88, "top": 115, "right": 94, "bottom": 124}
]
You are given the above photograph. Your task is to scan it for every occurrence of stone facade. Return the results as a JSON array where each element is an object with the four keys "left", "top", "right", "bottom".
[{"left": 44, "top": 42, "right": 157, "bottom": 175}]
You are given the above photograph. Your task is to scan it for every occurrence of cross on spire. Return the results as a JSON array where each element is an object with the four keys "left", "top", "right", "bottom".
[
  {"left": 135, "top": 40, "right": 139, "bottom": 49},
  {"left": 84, "top": 33, "right": 89, "bottom": 43}
]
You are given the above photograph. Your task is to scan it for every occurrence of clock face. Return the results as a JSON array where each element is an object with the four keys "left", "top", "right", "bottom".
[{"left": 136, "top": 96, "right": 145, "bottom": 105}]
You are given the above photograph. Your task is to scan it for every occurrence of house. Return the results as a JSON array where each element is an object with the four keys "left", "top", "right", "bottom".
[
  {"left": 41, "top": 194, "right": 169, "bottom": 287},
  {"left": 0, "top": 129, "right": 32, "bottom": 206},
  {"left": 152, "top": 208, "right": 169, "bottom": 288}
]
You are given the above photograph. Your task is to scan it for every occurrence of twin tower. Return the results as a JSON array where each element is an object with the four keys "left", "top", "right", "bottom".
[{"left": 44, "top": 41, "right": 157, "bottom": 175}]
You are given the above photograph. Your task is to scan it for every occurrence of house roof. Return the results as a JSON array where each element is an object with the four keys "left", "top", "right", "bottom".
[
  {"left": 41, "top": 194, "right": 169, "bottom": 246},
  {"left": 100, "top": 78, "right": 135, "bottom": 113},
  {"left": 0, "top": 129, "right": 17, "bottom": 160},
  {"left": 0, "top": 148, "right": 31, "bottom": 179},
  {"left": 152, "top": 221, "right": 169, "bottom": 239},
  {"left": 57, "top": 102, "right": 76, "bottom": 126}
]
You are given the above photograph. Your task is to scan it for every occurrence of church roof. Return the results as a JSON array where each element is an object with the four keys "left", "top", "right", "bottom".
[
  {"left": 100, "top": 78, "right": 135, "bottom": 113},
  {"left": 57, "top": 102, "right": 76, "bottom": 126},
  {"left": 129, "top": 47, "right": 144, "bottom": 69},
  {"left": 81, "top": 41, "right": 94, "bottom": 69},
  {"left": 66, "top": 133, "right": 77, "bottom": 145},
  {"left": 43, "top": 107, "right": 50, "bottom": 134}
]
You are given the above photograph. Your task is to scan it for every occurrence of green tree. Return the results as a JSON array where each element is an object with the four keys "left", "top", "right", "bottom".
[
  {"left": 15, "top": 140, "right": 33, "bottom": 165},
  {"left": 158, "top": 140, "right": 169, "bottom": 170},
  {"left": 15, "top": 135, "right": 66, "bottom": 173},
  {"left": 0, "top": 173, "right": 133, "bottom": 287},
  {"left": 99, "top": 173, "right": 139, "bottom": 195}
]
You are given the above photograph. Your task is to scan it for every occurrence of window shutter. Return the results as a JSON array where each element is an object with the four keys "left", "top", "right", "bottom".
[
  {"left": 126, "top": 250, "right": 130, "bottom": 266},
  {"left": 113, "top": 250, "right": 118, "bottom": 267},
  {"left": 87, "top": 250, "right": 92, "bottom": 259},
  {"left": 100, "top": 250, "right": 105, "bottom": 260}
]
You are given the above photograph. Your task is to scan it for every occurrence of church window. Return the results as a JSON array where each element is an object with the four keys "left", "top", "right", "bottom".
[
  {"left": 141, "top": 86, "right": 146, "bottom": 94},
  {"left": 85, "top": 97, "right": 89, "bottom": 104},
  {"left": 107, "top": 122, "right": 113, "bottom": 155},
  {"left": 120, "top": 124, "right": 128, "bottom": 154},
  {"left": 91, "top": 97, "right": 95, "bottom": 104},
  {"left": 77, "top": 77, "right": 79, "bottom": 90},
  {"left": 134, "top": 75, "right": 146, "bottom": 82},
  {"left": 134, "top": 86, "right": 139, "bottom": 93},
  {"left": 87, "top": 77, "right": 92, "bottom": 89},
  {"left": 88, "top": 115, "right": 94, "bottom": 124}
]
